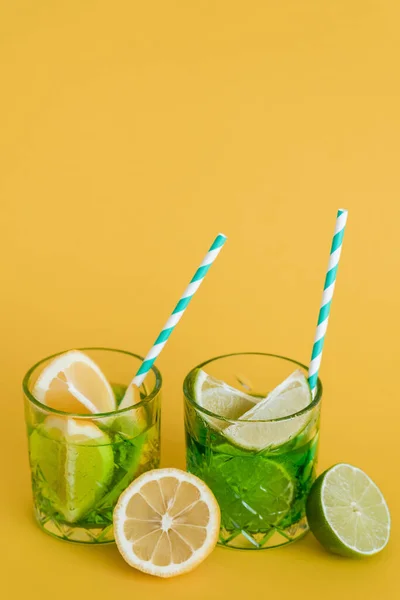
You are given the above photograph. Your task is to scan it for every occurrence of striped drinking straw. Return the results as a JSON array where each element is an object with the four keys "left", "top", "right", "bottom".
[
  {"left": 120, "top": 233, "right": 227, "bottom": 408},
  {"left": 308, "top": 209, "right": 348, "bottom": 397}
]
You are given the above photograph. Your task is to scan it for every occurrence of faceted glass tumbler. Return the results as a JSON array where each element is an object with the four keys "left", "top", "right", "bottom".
[
  {"left": 23, "top": 348, "right": 162, "bottom": 544},
  {"left": 184, "top": 352, "right": 322, "bottom": 549}
]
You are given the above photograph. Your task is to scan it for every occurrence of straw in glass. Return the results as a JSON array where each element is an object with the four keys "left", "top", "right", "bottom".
[
  {"left": 120, "top": 233, "right": 227, "bottom": 408},
  {"left": 308, "top": 209, "right": 348, "bottom": 397}
]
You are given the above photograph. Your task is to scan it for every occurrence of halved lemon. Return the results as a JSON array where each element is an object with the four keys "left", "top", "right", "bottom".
[
  {"left": 33, "top": 350, "right": 116, "bottom": 414},
  {"left": 113, "top": 468, "right": 220, "bottom": 578}
]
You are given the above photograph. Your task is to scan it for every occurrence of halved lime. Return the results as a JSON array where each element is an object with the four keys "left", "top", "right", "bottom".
[
  {"left": 30, "top": 416, "right": 114, "bottom": 523},
  {"left": 306, "top": 463, "right": 391, "bottom": 557},
  {"left": 224, "top": 370, "right": 312, "bottom": 451},
  {"left": 192, "top": 369, "right": 258, "bottom": 430}
]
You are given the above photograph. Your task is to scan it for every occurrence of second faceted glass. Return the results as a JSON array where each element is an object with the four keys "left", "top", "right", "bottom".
[{"left": 184, "top": 353, "right": 322, "bottom": 549}]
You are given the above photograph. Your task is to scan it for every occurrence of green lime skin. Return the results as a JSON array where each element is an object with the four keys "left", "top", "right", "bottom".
[{"left": 306, "top": 466, "right": 370, "bottom": 558}]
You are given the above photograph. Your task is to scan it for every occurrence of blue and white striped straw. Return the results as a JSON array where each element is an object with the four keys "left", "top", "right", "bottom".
[
  {"left": 122, "top": 233, "right": 227, "bottom": 402},
  {"left": 308, "top": 209, "right": 348, "bottom": 397}
]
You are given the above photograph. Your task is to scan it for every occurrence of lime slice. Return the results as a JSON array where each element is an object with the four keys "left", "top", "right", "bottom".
[
  {"left": 192, "top": 369, "right": 258, "bottom": 430},
  {"left": 224, "top": 370, "right": 312, "bottom": 451},
  {"left": 306, "top": 463, "right": 391, "bottom": 557},
  {"left": 96, "top": 427, "right": 147, "bottom": 508},
  {"left": 202, "top": 453, "right": 294, "bottom": 531},
  {"left": 29, "top": 416, "right": 114, "bottom": 523}
]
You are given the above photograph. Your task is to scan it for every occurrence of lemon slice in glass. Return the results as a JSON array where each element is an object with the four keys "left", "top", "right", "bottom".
[{"left": 33, "top": 350, "right": 116, "bottom": 414}]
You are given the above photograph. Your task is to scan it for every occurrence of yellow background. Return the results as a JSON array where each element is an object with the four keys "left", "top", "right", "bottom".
[{"left": 1, "top": 2, "right": 399, "bottom": 598}]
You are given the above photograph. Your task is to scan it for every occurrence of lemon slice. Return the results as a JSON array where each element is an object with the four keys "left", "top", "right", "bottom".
[
  {"left": 114, "top": 468, "right": 220, "bottom": 578},
  {"left": 29, "top": 416, "right": 114, "bottom": 522},
  {"left": 224, "top": 370, "right": 312, "bottom": 450},
  {"left": 33, "top": 350, "right": 116, "bottom": 414},
  {"left": 193, "top": 369, "right": 258, "bottom": 430}
]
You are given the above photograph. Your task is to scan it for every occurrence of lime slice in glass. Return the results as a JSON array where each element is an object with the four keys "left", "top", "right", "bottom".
[
  {"left": 96, "top": 428, "right": 147, "bottom": 509},
  {"left": 306, "top": 463, "right": 391, "bottom": 557},
  {"left": 193, "top": 369, "right": 258, "bottom": 430},
  {"left": 201, "top": 452, "right": 294, "bottom": 531},
  {"left": 224, "top": 370, "right": 312, "bottom": 451},
  {"left": 29, "top": 416, "right": 114, "bottom": 523}
]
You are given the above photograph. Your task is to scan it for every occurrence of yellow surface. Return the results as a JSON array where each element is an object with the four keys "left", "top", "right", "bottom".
[{"left": 0, "top": 1, "right": 398, "bottom": 598}]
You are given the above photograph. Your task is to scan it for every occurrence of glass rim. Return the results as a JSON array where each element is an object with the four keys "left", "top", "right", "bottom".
[
  {"left": 183, "top": 351, "right": 323, "bottom": 424},
  {"left": 22, "top": 346, "right": 162, "bottom": 418}
]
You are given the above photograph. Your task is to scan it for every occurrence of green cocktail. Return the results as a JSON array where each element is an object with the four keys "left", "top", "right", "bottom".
[
  {"left": 184, "top": 353, "right": 322, "bottom": 549},
  {"left": 23, "top": 348, "right": 162, "bottom": 543}
]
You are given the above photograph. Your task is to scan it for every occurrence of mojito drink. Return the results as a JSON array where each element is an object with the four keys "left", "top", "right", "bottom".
[
  {"left": 184, "top": 353, "right": 321, "bottom": 549},
  {"left": 23, "top": 349, "right": 161, "bottom": 543}
]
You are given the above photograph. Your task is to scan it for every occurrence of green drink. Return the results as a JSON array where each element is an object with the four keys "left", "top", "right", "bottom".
[
  {"left": 23, "top": 348, "right": 162, "bottom": 543},
  {"left": 184, "top": 353, "right": 321, "bottom": 549}
]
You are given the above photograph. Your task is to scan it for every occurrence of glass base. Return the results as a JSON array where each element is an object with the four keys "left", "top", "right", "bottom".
[
  {"left": 218, "top": 516, "right": 309, "bottom": 549},
  {"left": 35, "top": 509, "right": 115, "bottom": 544}
]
